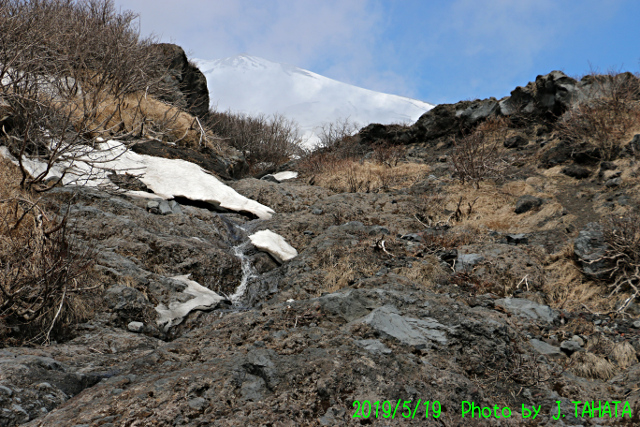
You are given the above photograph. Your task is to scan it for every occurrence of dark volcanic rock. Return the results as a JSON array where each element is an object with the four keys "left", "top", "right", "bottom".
[
  {"left": 629, "top": 134, "right": 640, "bottom": 157},
  {"left": 131, "top": 140, "right": 248, "bottom": 179},
  {"left": 153, "top": 43, "right": 210, "bottom": 118},
  {"left": 561, "top": 165, "right": 592, "bottom": 179},
  {"left": 515, "top": 195, "right": 544, "bottom": 214},
  {"left": 504, "top": 135, "right": 528, "bottom": 149},
  {"left": 499, "top": 70, "right": 582, "bottom": 118}
]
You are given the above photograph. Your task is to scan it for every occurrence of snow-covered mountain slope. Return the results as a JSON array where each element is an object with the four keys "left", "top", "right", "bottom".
[{"left": 193, "top": 55, "right": 434, "bottom": 146}]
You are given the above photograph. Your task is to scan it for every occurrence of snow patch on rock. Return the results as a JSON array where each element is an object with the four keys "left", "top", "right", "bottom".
[
  {"left": 272, "top": 171, "right": 298, "bottom": 181},
  {"left": 155, "top": 275, "right": 226, "bottom": 331},
  {"left": 0, "top": 141, "right": 275, "bottom": 219},
  {"left": 249, "top": 230, "right": 297, "bottom": 263}
]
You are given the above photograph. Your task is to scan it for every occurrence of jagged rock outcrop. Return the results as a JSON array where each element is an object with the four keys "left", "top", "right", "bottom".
[
  {"left": 358, "top": 70, "right": 640, "bottom": 148},
  {"left": 153, "top": 43, "right": 210, "bottom": 118}
]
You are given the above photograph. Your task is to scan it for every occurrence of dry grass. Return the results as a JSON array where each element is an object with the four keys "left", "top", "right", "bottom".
[
  {"left": 79, "top": 91, "right": 218, "bottom": 149},
  {"left": 310, "top": 159, "right": 430, "bottom": 193},
  {"left": 394, "top": 256, "right": 449, "bottom": 289},
  {"left": 321, "top": 253, "right": 363, "bottom": 294}
]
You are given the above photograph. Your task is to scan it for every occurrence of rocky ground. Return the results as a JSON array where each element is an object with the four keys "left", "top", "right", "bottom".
[{"left": 1, "top": 71, "right": 640, "bottom": 426}]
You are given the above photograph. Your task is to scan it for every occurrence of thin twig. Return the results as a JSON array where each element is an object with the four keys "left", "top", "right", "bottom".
[{"left": 45, "top": 285, "right": 66, "bottom": 346}]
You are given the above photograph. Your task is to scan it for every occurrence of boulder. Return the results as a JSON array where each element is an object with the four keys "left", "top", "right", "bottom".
[
  {"left": 494, "top": 298, "right": 559, "bottom": 323},
  {"left": 351, "top": 305, "right": 452, "bottom": 349}
]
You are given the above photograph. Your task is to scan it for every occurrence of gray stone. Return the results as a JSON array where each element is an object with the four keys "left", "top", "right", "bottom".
[
  {"left": 560, "top": 340, "right": 582, "bottom": 356},
  {"left": 605, "top": 177, "right": 622, "bottom": 188},
  {"left": 127, "top": 322, "right": 144, "bottom": 333},
  {"left": 240, "top": 375, "right": 267, "bottom": 402},
  {"left": 158, "top": 200, "right": 173, "bottom": 215},
  {"left": 499, "top": 70, "right": 583, "bottom": 117},
  {"left": 168, "top": 200, "right": 182, "bottom": 214},
  {"left": 146, "top": 199, "right": 176, "bottom": 215},
  {"left": 633, "top": 320, "right": 640, "bottom": 329},
  {"left": 187, "top": 397, "right": 207, "bottom": 411},
  {"left": 319, "top": 406, "right": 347, "bottom": 426},
  {"left": 529, "top": 339, "right": 564, "bottom": 358},
  {"left": 146, "top": 200, "right": 160, "bottom": 211},
  {"left": 494, "top": 298, "right": 559, "bottom": 323},
  {"left": 455, "top": 99, "right": 499, "bottom": 126},
  {"left": 571, "top": 335, "right": 585, "bottom": 346},
  {"left": 352, "top": 305, "right": 451, "bottom": 349},
  {"left": 515, "top": 195, "right": 543, "bottom": 214},
  {"left": 574, "top": 222, "right": 609, "bottom": 278},
  {"left": 354, "top": 339, "right": 392, "bottom": 354},
  {"left": 312, "top": 208, "right": 323, "bottom": 215},
  {"left": 455, "top": 254, "right": 485, "bottom": 272}
]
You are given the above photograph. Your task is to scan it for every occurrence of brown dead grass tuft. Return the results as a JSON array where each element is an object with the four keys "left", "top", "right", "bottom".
[
  {"left": 610, "top": 341, "right": 638, "bottom": 369},
  {"left": 570, "top": 351, "right": 615, "bottom": 380}
]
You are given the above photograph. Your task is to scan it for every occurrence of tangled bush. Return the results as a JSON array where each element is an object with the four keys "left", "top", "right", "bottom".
[
  {"left": 596, "top": 213, "right": 640, "bottom": 298},
  {"left": 205, "top": 110, "right": 303, "bottom": 175},
  {"left": 449, "top": 130, "right": 505, "bottom": 188},
  {"left": 0, "top": 0, "right": 173, "bottom": 190},
  {"left": 0, "top": 160, "right": 95, "bottom": 345}
]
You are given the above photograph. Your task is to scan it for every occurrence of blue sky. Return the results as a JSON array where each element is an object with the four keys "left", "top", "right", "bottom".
[{"left": 116, "top": 0, "right": 640, "bottom": 105}]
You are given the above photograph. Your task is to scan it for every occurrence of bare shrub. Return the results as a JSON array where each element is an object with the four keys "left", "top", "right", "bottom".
[
  {"left": 0, "top": 159, "right": 97, "bottom": 345},
  {"left": 449, "top": 130, "right": 504, "bottom": 187},
  {"left": 595, "top": 212, "right": 640, "bottom": 298},
  {"left": 204, "top": 110, "right": 302, "bottom": 174},
  {"left": 557, "top": 71, "right": 640, "bottom": 161},
  {"left": 0, "top": 0, "right": 172, "bottom": 190},
  {"left": 372, "top": 143, "right": 406, "bottom": 167},
  {"left": 315, "top": 117, "right": 359, "bottom": 150}
]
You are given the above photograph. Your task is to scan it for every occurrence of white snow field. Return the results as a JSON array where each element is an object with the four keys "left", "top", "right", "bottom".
[
  {"left": 249, "top": 230, "right": 298, "bottom": 263},
  {"left": 155, "top": 275, "right": 226, "bottom": 331},
  {"left": 0, "top": 141, "right": 275, "bottom": 220},
  {"left": 194, "top": 55, "right": 434, "bottom": 147}
]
